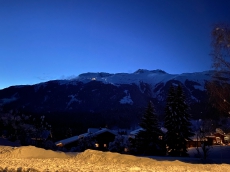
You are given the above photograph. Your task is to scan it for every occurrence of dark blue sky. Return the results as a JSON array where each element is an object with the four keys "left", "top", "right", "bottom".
[{"left": 1, "top": 0, "right": 230, "bottom": 89}]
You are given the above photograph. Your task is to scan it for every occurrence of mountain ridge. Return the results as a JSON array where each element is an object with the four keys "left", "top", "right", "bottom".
[
  {"left": 0, "top": 69, "right": 217, "bottom": 131},
  {"left": 1, "top": 69, "right": 214, "bottom": 90}
]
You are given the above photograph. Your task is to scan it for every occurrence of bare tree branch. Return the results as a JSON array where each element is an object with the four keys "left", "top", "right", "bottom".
[{"left": 208, "top": 24, "right": 230, "bottom": 115}]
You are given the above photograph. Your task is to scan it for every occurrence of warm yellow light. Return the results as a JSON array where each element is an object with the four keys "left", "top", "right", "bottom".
[
  {"left": 56, "top": 143, "right": 63, "bottom": 147},
  {"left": 95, "top": 143, "right": 99, "bottom": 147}
]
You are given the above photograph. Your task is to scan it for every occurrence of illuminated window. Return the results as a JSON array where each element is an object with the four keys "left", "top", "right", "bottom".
[
  {"left": 95, "top": 143, "right": 99, "bottom": 147},
  {"left": 158, "top": 136, "right": 163, "bottom": 140},
  {"left": 104, "top": 144, "right": 107, "bottom": 147},
  {"left": 216, "top": 137, "right": 221, "bottom": 144}
]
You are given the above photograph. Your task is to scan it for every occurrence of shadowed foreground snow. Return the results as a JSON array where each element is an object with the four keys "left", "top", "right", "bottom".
[{"left": 0, "top": 146, "right": 229, "bottom": 172}]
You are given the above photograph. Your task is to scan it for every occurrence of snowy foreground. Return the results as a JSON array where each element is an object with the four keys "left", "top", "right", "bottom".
[{"left": 0, "top": 146, "right": 230, "bottom": 172}]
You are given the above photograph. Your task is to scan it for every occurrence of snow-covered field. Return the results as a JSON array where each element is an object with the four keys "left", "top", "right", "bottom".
[
  {"left": 188, "top": 145, "right": 230, "bottom": 164},
  {"left": 0, "top": 146, "right": 230, "bottom": 172}
]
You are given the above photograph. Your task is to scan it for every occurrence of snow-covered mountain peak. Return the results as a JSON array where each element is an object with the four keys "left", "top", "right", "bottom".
[
  {"left": 61, "top": 69, "right": 214, "bottom": 89},
  {"left": 79, "top": 72, "right": 112, "bottom": 78},
  {"left": 134, "top": 69, "right": 167, "bottom": 74},
  {"left": 6, "top": 70, "right": 214, "bottom": 93}
]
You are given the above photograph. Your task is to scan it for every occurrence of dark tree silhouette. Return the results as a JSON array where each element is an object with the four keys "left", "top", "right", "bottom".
[
  {"left": 135, "top": 101, "right": 165, "bottom": 155},
  {"left": 164, "top": 85, "right": 194, "bottom": 156}
]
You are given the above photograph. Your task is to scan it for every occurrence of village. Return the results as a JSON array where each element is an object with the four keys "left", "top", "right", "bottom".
[{"left": 53, "top": 125, "right": 230, "bottom": 153}]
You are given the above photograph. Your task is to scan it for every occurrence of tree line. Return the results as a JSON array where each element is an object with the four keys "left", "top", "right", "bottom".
[
  {"left": 127, "top": 84, "right": 194, "bottom": 156},
  {"left": 0, "top": 84, "right": 195, "bottom": 156}
]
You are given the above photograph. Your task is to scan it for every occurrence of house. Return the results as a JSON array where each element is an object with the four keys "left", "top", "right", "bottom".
[
  {"left": 206, "top": 132, "right": 226, "bottom": 145},
  {"left": 90, "top": 128, "right": 117, "bottom": 150},
  {"left": 186, "top": 135, "right": 207, "bottom": 148},
  {"left": 205, "top": 135, "right": 217, "bottom": 145},
  {"left": 55, "top": 128, "right": 117, "bottom": 151},
  {"left": 187, "top": 132, "right": 228, "bottom": 148},
  {"left": 6, "top": 129, "right": 54, "bottom": 149},
  {"left": 78, "top": 128, "right": 117, "bottom": 151}
]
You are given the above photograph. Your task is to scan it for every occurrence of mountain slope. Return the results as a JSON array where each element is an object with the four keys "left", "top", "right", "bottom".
[{"left": 0, "top": 69, "right": 215, "bottom": 129}]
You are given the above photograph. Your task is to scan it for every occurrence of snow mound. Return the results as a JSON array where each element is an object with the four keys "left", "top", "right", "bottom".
[
  {"left": 76, "top": 149, "right": 183, "bottom": 166},
  {"left": 0, "top": 146, "right": 73, "bottom": 159},
  {"left": 0, "top": 146, "right": 230, "bottom": 171}
]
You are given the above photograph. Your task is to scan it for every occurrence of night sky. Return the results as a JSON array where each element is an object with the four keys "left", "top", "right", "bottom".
[{"left": 1, "top": 0, "right": 230, "bottom": 89}]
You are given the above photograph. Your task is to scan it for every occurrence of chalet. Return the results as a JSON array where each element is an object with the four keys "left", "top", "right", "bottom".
[
  {"left": 87, "top": 128, "right": 117, "bottom": 150},
  {"left": 55, "top": 128, "right": 117, "bottom": 151},
  {"left": 206, "top": 132, "right": 226, "bottom": 145},
  {"left": 187, "top": 132, "right": 228, "bottom": 147}
]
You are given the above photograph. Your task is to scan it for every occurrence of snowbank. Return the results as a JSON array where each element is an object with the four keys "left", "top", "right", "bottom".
[
  {"left": 0, "top": 146, "right": 73, "bottom": 159},
  {"left": 0, "top": 146, "right": 229, "bottom": 171}
]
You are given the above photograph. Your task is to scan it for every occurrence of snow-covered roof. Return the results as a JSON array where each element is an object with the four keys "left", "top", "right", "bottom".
[
  {"left": 55, "top": 128, "right": 117, "bottom": 146},
  {"left": 130, "top": 127, "right": 167, "bottom": 135},
  {"left": 78, "top": 132, "right": 89, "bottom": 138},
  {"left": 87, "top": 128, "right": 100, "bottom": 134},
  {"left": 130, "top": 128, "right": 143, "bottom": 135},
  {"left": 160, "top": 127, "right": 167, "bottom": 133},
  {"left": 55, "top": 135, "right": 78, "bottom": 146},
  {"left": 80, "top": 128, "right": 117, "bottom": 138},
  {"left": 92, "top": 128, "right": 117, "bottom": 136}
]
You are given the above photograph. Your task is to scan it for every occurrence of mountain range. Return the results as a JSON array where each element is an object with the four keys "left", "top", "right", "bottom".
[{"left": 0, "top": 69, "right": 217, "bottom": 131}]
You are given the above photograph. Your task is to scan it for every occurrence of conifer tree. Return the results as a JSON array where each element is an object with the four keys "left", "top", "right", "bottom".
[
  {"left": 164, "top": 85, "right": 177, "bottom": 155},
  {"left": 135, "top": 101, "right": 164, "bottom": 155},
  {"left": 164, "top": 84, "right": 194, "bottom": 156}
]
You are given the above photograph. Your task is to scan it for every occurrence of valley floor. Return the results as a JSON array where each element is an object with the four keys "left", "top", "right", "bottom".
[{"left": 0, "top": 146, "right": 230, "bottom": 172}]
